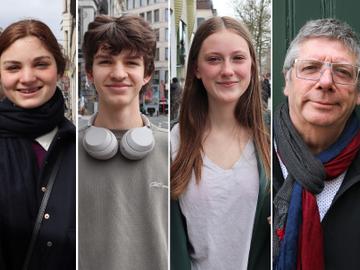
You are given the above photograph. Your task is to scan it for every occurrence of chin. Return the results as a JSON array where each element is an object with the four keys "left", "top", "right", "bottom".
[
  {"left": 107, "top": 97, "right": 134, "bottom": 107},
  {"left": 304, "top": 115, "right": 340, "bottom": 127},
  {"left": 219, "top": 95, "right": 242, "bottom": 104},
  {"left": 13, "top": 100, "right": 43, "bottom": 109}
]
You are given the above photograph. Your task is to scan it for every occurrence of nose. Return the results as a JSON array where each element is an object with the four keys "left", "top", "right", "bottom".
[
  {"left": 110, "top": 63, "right": 127, "bottom": 80},
  {"left": 19, "top": 67, "right": 36, "bottom": 84},
  {"left": 318, "top": 68, "right": 334, "bottom": 89},
  {"left": 221, "top": 60, "right": 235, "bottom": 77}
]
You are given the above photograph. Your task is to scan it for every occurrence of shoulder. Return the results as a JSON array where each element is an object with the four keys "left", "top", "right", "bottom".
[
  {"left": 170, "top": 123, "right": 180, "bottom": 143},
  {"left": 170, "top": 123, "right": 180, "bottom": 157},
  {"left": 151, "top": 124, "right": 168, "bottom": 144},
  {"left": 150, "top": 124, "right": 168, "bottom": 160},
  {"left": 78, "top": 125, "right": 87, "bottom": 139},
  {"left": 58, "top": 118, "right": 75, "bottom": 135},
  {"left": 55, "top": 118, "right": 75, "bottom": 147}
]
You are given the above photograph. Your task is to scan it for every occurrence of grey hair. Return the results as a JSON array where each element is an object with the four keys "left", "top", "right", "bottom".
[{"left": 283, "top": 18, "right": 360, "bottom": 75}]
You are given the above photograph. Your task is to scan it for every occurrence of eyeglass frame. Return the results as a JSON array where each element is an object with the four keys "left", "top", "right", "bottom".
[{"left": 292, "top": 58, "right": 360, "bottom": 85}]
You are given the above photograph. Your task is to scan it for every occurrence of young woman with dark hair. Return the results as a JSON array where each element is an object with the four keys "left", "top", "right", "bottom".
[{"left": 0, "top": 19, "right": 75, "bottom": 270}]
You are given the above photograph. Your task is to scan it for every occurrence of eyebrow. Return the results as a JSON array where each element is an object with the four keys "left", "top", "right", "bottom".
[
  {"left": 94, "top": 54, "right": 143, "bottom": 61},
  {"left": 204, "top": 50, "right": 248, "bottom": 55},
  {"left": 94, "top": 54, "right": 112, "bottom": 59},
  {"left": 2, "top": 56, "right": 52, "bottom": 65}
]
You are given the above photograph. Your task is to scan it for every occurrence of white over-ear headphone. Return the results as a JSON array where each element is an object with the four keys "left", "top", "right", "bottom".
[{"left": 83, "top": 114, "right": 155, "bottom": 160}]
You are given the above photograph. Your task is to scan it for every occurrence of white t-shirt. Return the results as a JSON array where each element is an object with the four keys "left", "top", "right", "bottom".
[{"left": 171, "top": 124, "right": 259, "bottom": 270}]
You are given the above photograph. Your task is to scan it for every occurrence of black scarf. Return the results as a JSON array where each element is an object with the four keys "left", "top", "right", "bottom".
[
  {"left": 0, "top": 88, "right": 65, "bottom": 138},
  {"left": 0, "top": 88, "right": 65, "bottom": 269},
  {"left": 274, "top": 101, "right": 326, "bottom": 193}
]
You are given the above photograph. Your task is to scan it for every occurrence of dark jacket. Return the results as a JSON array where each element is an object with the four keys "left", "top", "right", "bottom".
[
  {"left": 0, "top": 119, "right": 75, "bottom": 270},
  {"left": 273, "top": 149, "right": 360, "bottom": 270},
  {"left": 171, "top": 153, "right": 270, "bottom": 270}
]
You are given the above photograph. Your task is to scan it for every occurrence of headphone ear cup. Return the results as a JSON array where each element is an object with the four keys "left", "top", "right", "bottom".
[
  {"left": 120, "top": 127, "right": 155, "bottom": 160},
  {"left": 83, "top": 126, "right": 119, "bottom": 160}
]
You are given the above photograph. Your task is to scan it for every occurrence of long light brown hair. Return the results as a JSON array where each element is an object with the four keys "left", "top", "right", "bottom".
[{"left": 171, "top": 17, "right": 270, "bottom": 199}]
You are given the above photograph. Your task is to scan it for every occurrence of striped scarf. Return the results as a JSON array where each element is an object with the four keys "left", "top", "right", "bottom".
[{"left": 273, "top": 101, "right": 360, "bottom": 270}]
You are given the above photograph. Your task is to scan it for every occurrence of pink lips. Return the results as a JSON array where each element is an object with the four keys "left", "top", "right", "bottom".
[
  {"left": 311, "top": 100, "right": 336, "bottom": 109},
  {"left": 106, "top": 83, "right": 132, "bottom": 93},
  {"left": 17, "top": 86, "right": 42, "bottom": 94},
  {"left": 107, "top": 83, "right": 131, "bottom": 88},
  {"left": 216, "top": 81, "right": 239, "bottom": 87}
]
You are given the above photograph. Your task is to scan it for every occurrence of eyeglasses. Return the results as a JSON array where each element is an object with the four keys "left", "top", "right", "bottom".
[{"left": 293, "top": 59, "right": 360, "bottom": 85}]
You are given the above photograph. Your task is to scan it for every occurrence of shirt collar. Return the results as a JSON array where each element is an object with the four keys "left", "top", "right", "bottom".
[{"left": 35, "top": 127, "right": 58, "bottom": 151}]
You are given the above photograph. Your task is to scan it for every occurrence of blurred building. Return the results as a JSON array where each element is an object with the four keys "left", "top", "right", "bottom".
[
  {"left": 125, "top": 0, "right": 169, "bottom": 115},
  {"left": 61, "top": 0, "right": 76, "bottom": 122},
  {"left": 196, "top": 0, "right": 216, "bottom": 29},
  {"left": 170, "top": 0, "right": 196, "bottom": 81}
]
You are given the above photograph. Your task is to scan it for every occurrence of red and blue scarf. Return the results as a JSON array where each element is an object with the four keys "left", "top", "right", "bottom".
[{"left": 274, "top": 101, "right": 360, "bottom": 270}]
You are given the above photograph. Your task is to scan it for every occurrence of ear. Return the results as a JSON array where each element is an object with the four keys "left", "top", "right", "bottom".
[
  {"left": 357, "top": 92, "right": 360, "bottom": 105},
  {"left": 283, "top": 70, "right": 290, "bottom": 82},
  {"left": 283, "top": 70, "right": 290, "bottom": 96},
  {"left": 143, "top": 74, "right": 151, "bottom": 85}
]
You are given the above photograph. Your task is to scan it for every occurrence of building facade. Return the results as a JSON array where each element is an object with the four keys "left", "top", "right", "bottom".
[
  {"left": 61, "top": 0, "right": 77, "bottom": 122},
  {"left": 125, "top": 0, "right": 169, "bottom": 115}
]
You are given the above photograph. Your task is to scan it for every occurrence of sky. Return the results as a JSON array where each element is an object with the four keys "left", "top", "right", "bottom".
[
  {"left": 212, "top": 0, "right": 237, "bottom": 17},
  {"left": 0, "top": 0, "right": 63, "bottom": 43}
]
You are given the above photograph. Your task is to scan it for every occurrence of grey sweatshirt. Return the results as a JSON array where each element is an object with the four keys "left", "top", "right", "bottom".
[{"left": 78, "top": 124, "right": 168, "bottom": 270}]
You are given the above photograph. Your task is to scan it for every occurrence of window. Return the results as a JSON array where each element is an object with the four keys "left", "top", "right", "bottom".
[
  {"left": 155, "top": 28, "right": 160, "bottom": 41},
  {"left": 147, "top": 11, "right": 152, "bottom": 23},
  {"left": 165, "top": 47, "right": 168, "bottom": 60},
  {"left": 126, "top": 0, "right": 132, "bottom": 10},
  {"left": 154, "top": 9, "right": 160, "bottom": 22},
  {"left": 139, "top": 12, "right": 145, "bottom": 18},
  {"left": 135, "top": 0, "right": 140, "bottom": 8},
  {"left": 197, "top": 17, "right": 205, "bottom": 27},
  {"left": 141, "top": 0, "right": 146, "bottom": 6},
  {"left": 165, "top": 8, "right": 169, "bottom": 22},
  {"left": 153, "top": 70, "right": 160, "bottom": 85},
  {"left": 155, "top": 48, "right": 160, "bottom": 61},
  {"left": 164, "top": 70, "right": 168, "bottom": 83},
  {"left": 165, "top": 28, "right": 168, "bottom": 41}
]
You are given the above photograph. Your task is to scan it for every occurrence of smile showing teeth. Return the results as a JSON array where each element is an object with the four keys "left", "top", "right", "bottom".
[{"left": 18, "top": 87, "right": 41, "bottom": 93}]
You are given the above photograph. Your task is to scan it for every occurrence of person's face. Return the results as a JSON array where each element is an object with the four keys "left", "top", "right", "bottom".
[
  {"left": 196, "top": 29, "right": 252, "bottom": 106},
  {"left": 284, "top": 38, "right": 360, "bottom": 132},
  {"left": 87, "top": 48, "right": 151, "bottom": 109},
  {"left": 0, "top": 36, "right": 59, "bottom": 109}
]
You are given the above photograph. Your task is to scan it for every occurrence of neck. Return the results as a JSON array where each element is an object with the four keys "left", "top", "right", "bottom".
[
  {"left": 94, "top": 101, "right": 143, "bottom": 130},
  {"left": 294, "top": 122, "right": 347, "bottom": 155},
  {"left": 207, "top": 101, "right": 238, "bottom": 131}
]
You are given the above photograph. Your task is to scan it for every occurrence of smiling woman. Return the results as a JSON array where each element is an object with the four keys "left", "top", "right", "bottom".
[
  {"left": 0, "top": 19, "right": 75, "bottom": 270},
  {"left": 170, "top": 16, "right": 270, "bottom": 270},
  {"left": 0, "top": 36, "right": 59, "bottom": 108}
]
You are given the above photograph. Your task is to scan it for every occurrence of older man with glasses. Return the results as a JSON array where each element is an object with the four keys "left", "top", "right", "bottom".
[{"left": 273, "top": 18, "right": 360, "bottom": 270}]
